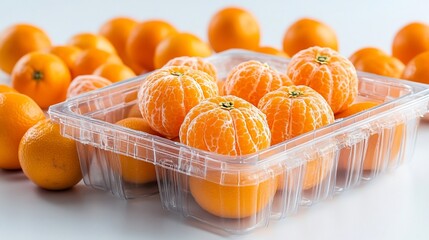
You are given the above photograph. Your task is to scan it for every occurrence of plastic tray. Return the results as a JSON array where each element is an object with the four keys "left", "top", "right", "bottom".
[{"left": 48, "top": 50, "right": 429, "bottom": 234}]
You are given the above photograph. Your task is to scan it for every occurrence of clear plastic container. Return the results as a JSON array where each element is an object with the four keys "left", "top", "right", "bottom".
[{"left": 48, "top": 50, "right": 429, "bottom": 234}]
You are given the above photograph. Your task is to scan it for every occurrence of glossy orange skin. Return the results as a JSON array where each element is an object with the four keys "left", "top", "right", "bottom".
[
  {"left": 154, "top": 32, "right": 212, "bottom": 69},
  {"left": 99, "top": 17, "right": 138, "bottom": 64},
  {"left": 0, "top": 24, "right": 51, "bottom": 74},
  {"left": 126, "top": 20, "right": 178, "bottom": 73},
  {"left": 67, "top": 32, "right": 117, "bottom": 54},
  {"left": 283, "top": 18, "right": 338, "bottom": 57},
  {"left": 392, "top": 22, "right": 429, "bottom": 64},
  {"left": 48, "top": 45, "right": 82, "bottom": 77},
  {"left": 72, "top": 48, "right": 122, "bottom": 78},
  {"left": 402, "top": 51, "right": 429, "bottom": 84},
  {"left": 354, "top": 54, "right": 405, "bottom": 78},
  {"left": 11, "top": 52, "right": 71, "bottom": 109},
  {"left": 208, "top": 7, "right": 260, "bottom": 52},
  {"left": 0, "top": 92, "right": 45, "bottom": 169},
  {"left": 93, "top": 63, "right": 136, "bottom": 83}
]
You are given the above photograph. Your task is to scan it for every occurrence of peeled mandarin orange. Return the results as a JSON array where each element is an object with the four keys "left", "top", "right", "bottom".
[
  {"left": 66, "top": 75, "right": 112, "bottom": 98},
  {"left": 208, "top": 7, "right": 260, "bottom": 52},
  {"left": 115, "top": 117, "right": 162, "bottom": 184},
  {"left": 286, "top": 46, "right": 358, "bottom": 114},
  {"left": 258, "top": 85, "right": 335, "bottom": 190},
  {"left": 0, "top": 24, "right": 51, "bottom": 74},
  {"left": 154, "top": 32, "right": 212, "bottom": 69},
  {"left": 282, "top": 18, "right": 338, "bottom": 57},
  {"left": 93, "top": 62, "right": 136, "bottom": 83},
  {"left": 138, "top": 66, "right": 218, "bottom": 138},
  {"left": 179, "top": 95, "right": 274, "bottom": 219},
  {"left": 224, "top": 60, "right": 293, "bottom": 106},
  {"left": 19, "top": 119, "right": 82, "bottom": 190},
  {"left": 180, "top": 95, "right": 271, "bottom": 155},
  {"left": 126, "top": 20, "right": 178, "bottom": 72},
  {"left": 0, "top": 92, "right": 45, "bottom": 170},
  {"left": 67, "top": 32, "right": 117, "bottom": 54},
  {"left": 163, "top": 56, "right": 217, "bottom": 80},
  {"left": 11, "top": 52, "right": 71, "bottom": 109}
]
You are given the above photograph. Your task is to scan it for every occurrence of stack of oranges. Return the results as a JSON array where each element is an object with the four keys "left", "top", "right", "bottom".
[{"left": 0, "top": 5, "right": 427, "bottom": 206}]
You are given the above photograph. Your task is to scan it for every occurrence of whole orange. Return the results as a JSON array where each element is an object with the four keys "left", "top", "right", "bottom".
[
  {"left": 11, "top": 52, "right": 71, "bottom": 109},
  {"left": 353, "top": 54, "right": 405, "bottom": 78},
  {"left": 208, "top": 7, "right": 260, "bottom": 52},
  {"left": 93, "top": 62, "right": 136, "bottom": 83},
  {"left": 224, "top": 60, "right": 293, "bottom": 106},
  {"left": 282, "top": 18, "right": 338, "bottom": 57},
  {"left": 392, "top": 22, "right": 429, "bottom": 64},
  {"left": 154, "top": 32, "right": 212, "bottom": 69},
  {"left": 99, "top": 17, "right": 138, "bottom": 64},
  {"left": 115, "top": 117, "right": 162, "bottom": 184},
  {"left": 348, "top": 47, "right": 386, "bottom": 65},
  {"left": 126, "top": 20, "right": 178, "bottom": 73},
  {"left": 138, "top": 66, "right": 218, "bottom": 138},
  {"left": 0, "top": 92, "right": 45, "bottom": 170},
  {"left": 19, "top": 119, "right": 82, "bottom": 190},
  {"left": 67, "top": 32, "right": 117, "bottom": 55},
  {"left": 0, "top": 24, "right": 51, "bottom": 74},
  {"left": 48, "top": 45, "right": 82, "bottom": 77},
  {"left": 286, "top": 46, "right": 358, "bottom": 114},
  {"left": 179, "top": 95, "right": 274, "bottom": 218},
  {"left": 401, "top": 51, "right": 429, "bottom": 84},
  {"left": 72, "top": 48, "right": 122, "bottom": 78}
]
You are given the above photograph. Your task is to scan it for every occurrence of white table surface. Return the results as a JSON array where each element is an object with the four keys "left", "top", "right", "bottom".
[{"left": 1, "top": 1, "right": 429, "bottom": 239}]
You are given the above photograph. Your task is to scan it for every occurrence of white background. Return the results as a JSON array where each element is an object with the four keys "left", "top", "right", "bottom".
[{"left": 0, "top": 1, "right": 429, "bottom": 239}]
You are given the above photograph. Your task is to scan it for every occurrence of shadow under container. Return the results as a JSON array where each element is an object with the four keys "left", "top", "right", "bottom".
[{"left": 48, "top": 50, "right": 429, "bottom": 234}]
